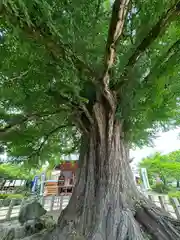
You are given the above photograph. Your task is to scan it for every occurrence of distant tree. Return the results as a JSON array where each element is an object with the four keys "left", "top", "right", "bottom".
[
  {"left": 140, "top": 151, "right": 180, "bottom": 188},
  {"left": 168, "top": 150, "right": 180, "bottom": 162},
  {"left": 140, "top": 152, "right": 168, "bottom": 186},
  {"left": 1, "top": 1, "right": 180, "bottom": 239},
  {"left": 168, "top": 150, "right": 180, "bottom": 187}
]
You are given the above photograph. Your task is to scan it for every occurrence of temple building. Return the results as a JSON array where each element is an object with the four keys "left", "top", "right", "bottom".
[
  {"left": 44, "top": 155, "right": 141, "bottom": 196},
  {"left": 44, "top": 154, "right": 78, "bottom": 196}
]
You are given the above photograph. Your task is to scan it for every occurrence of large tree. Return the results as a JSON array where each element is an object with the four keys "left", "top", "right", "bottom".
[{"left": 0, "top": 0, "right": 180, "bottom": 239}]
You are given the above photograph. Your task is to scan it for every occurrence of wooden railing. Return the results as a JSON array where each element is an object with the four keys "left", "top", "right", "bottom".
[
  {"left": 44, "top": 183, "right": 75, "bottom": 196},
  {"left": 0, "top": 194, "right": 180, "bottom": 222},
  {"left": 0, "top": 195, "right": 71, "bottom": 222}
]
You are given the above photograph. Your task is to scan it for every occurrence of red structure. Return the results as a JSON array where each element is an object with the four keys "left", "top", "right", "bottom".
[
  {"left": 57, "top": 161, "right": 78, "bottom": 172},
  {"left": 57, "top": 161, "right": 78, "bottom": 194},
  {"left": 45, "top": 161, "right": 78, "bottom": 196}
]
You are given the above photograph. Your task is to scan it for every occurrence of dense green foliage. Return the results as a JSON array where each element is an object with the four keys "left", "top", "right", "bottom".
[
  {"left": 168, "top": 191, "right": 180, "bottom": 198},
  {"left": 0, "top": 163, "right": 33, "bottom": 179},
  {"left": 140, "top": 150, "right": 180, "bottom": 192},
  {"left": 0, "top": 193, "right": 25, "bottom": 199},
  {"left": 0, "top": 1, "right": 180, "bottom": 165},
  {"left": 0, "top": 193, "right": 28, "bottom": 206}
]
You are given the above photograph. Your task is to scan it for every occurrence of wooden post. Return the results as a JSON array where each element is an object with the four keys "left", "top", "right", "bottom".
[
  {"left": 6, "top": 199, "right": 15, "bottom": 221},
  {"left": 170, "top": 197, "right": 180, "bottom": 219},
  {"left": 158, "top": 196, "right": 168, "bottom": 211},
  {"left": 41, "top": 196, "right": 45, "bottom": 207},
  {"left": 148, "top": 195, "right": 154, "bottom": 202},
  {"left": 54, "top": 196, "right": 57, "bottom": 209},
  {"left": 58, "top": 196, "right": 61, "bottom": 207},
  {"left": 20, "top": 198, "right": 25, "bottom": 210},
  {"left": 50, "top": 195, "right": 55, "bottom": 211},
  {"left": 38, "top": 195, "right": 45, "bottom": 207},
  {"left": 0, "top": 199, "right": 3, "bottom": 208},
  {"left": 59, "top": 195, "right": 63, "bottom": 211}
]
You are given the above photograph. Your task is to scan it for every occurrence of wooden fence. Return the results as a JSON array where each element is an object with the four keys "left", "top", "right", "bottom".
[
  {"left": 0, "top": 195, "right": 70, "bottom": 222},
  {"left": 0, "top": 194, "right": 180, "bottom": 222}
]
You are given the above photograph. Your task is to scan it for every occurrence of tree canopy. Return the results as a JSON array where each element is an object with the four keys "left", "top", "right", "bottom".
[{"left": 0, "top": 1, "right": 180, "bottom": 166}]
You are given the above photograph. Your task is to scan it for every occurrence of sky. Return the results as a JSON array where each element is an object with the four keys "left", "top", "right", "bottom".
[{"left": 130, "top": 127, "right": 180, "bottom": 167}]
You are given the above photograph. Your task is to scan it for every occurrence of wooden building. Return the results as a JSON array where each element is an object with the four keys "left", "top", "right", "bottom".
[
  {"left": 44, "top": 157, "right": 140, "bottom": 196},
  {"left": 44, "top": 161, "right": 78, "bottom": 196}
]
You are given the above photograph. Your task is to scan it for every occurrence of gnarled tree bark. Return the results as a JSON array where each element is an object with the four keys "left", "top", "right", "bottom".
[{"left": 42, "top": 98, "right": 180, "bottom": 240}]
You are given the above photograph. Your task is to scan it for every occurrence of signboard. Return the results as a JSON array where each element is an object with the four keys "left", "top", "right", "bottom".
[
  {"left": 32, "top": 176, "right": 38, "bottom": 193},
  {"left": 141, "top": 168, "right": 150, "bottom": 190}
]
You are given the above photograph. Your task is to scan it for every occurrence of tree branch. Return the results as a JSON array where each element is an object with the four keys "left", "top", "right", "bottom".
[
  {"left": 114, "top": 2, "right": 180, "bottom": 92},
  {"left": 4, "top": 70, "right": 29, "bottom": 82},
  {"left": 141, "top": 39, "right": 180, "bottom": 86},
  {"left": 103, "top": 0, "right": 130, "bottom": 81},
  {"left": 47, "top": 88, "right": 94, "bottom": 125},
  {"left": 0, "top": 110, "right": 61, "bottom": 137},
  {"left": 74, "top": 118, "right": 89, "bottom": 134},
  {"left": 45, "top": 36, "right": 96, "bottom": 79},
  {"left": 129, "top": 157, "right": 134, "bottom": 163},
  {"left": 46, "top": 88, "right": 77, "bottom": 108},
  {"left": 101, "top": 0, "right": 130, "bottom": 108},
  {"left": 29, "top": 124, "right": 70, "bottom": 158},
  {"left": 124, "top": 1, "right": 180, "bottom": 69}
]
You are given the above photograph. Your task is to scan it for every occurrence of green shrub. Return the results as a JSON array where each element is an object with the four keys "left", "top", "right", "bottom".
[
  {"left": 0, "top": 193, "right": 25, "bottom": 199},
  {"left": 0, "top": 193, "right": 8, "bottom": 199},
  {"left": 0, "top": 193, "right": 27, "bottom": 206},
  {"left": 6, "top": 193, "right": 24, "bottom": 199},
  {"left": 151, "top": 183, "right": 170, "bottom": 193},
  {"left": 168, "top": 191, "right": 180, "bottom": 199}
]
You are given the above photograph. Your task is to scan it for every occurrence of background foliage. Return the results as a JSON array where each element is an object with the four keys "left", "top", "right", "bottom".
[
  {"left": 0, "top": 163, "right": 33, "bottom": 179},
  {"left": 140, "top": 150, "right": 180, "bottom": 193}
]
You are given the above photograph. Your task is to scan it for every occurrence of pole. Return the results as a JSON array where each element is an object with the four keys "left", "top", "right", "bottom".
[
  {"left": 141, "top": 168, "right": 151, "bottom": 190},
  {"left": 40, "top": 172, "right": 46, "bottom": 196}
]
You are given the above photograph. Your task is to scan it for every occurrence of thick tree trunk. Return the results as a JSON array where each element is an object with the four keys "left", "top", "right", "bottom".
[
  {"left": 57, "top": 123, "right": 141, "bottom": 239},
  {"left": 42, "top": 101, "right": 180, "bottom": 240}
]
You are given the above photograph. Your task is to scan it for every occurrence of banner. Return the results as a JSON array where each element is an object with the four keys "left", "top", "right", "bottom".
[
  {"left": 32, "top": 176, "right": 38, "bottom": 193},
  {"left": 141, "top": 168, "right": 150, "bottom": 190}
]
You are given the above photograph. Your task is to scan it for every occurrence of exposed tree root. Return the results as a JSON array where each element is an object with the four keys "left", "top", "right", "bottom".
[
  {"left": 42, "top": 208, "right": 146, "bottom": 240},
  {"left": 39, "top": 200, "right": 180, "bottom": 240},
  {"left": 135, "top": 203, "right": 180, "bottom": 240},
  {"left": 90, "top": 208, "right": 145, "bottom": 240}
]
